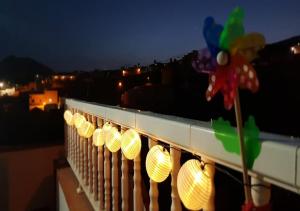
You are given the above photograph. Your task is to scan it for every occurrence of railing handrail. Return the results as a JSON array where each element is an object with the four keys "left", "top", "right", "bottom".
[{"left": 65, "top": 98, "right": 300, "bottom": 194}]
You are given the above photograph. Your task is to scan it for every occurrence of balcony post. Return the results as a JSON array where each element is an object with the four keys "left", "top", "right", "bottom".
[
  {"left": 170, "top": 147, "right": 181, "bottom": 211},
  {"left": 148, "top": 138, "right": 159, "bottom": 211},
  {"left": 88, "top": 114, "right": 93, "bottom": 193},
  {"left": 75, "top": 109, "right": 79, "bottom": 170},
  {"left": 80, "top": 111, "right": 85, "bottom": 180},
  {"left": 251, "top": 177, "right": 271, "bottom": 208},
  {"left": 97, "top": 118, "right": 105, "bottom": 210},
  {"left": 104, "top": 133, "right": 111, "bottom": 211},
  {"left": 121, "top": 126, "right": 129, "bottom": 211},
  {"left": 112, "top": 124, "right": 119, "bottom": 211},
  {"left": 134, "top": 140, "right": 144, "bottom": 211},
  {"left": 92, "top": 115, "right": 98, "bottom": 201},
  {"left": 71, "top": 108, "right": 75, "bottom": 164},
  {"left": 65, "top": 108, "right": 68, "bottom": 158},
  {"left": 202, "top": 158, "right": 215, "bottom": 211}
]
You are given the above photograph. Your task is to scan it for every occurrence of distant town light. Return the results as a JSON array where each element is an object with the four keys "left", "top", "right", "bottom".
[
  {"left": 290, "top": 45, "right": 300, "bottom": 54},
  {"left": 0, "top": 82, "right": 4, "bottom": 88},
  {"left": 54, "top": 75, "right": 59, "bottom": 79},
  {"left": 118, "top": 81, "right": 123, "bottom": 88},
  {"left": 61, "top": 76, "right": 65, "bottom": 80},
  {"left": 122, "top": 70, "right": 127, "bottom": 76},
  {"left": 136, "top": 68, "right": 141, "bottom": 74}
]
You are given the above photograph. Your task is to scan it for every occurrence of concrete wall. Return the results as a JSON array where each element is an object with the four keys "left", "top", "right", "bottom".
[{"left": 0, "top": 145, "right": 64, "bottom": 211}]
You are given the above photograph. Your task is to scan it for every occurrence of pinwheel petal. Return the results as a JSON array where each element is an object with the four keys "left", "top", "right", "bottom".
[
  {"left": 230, "top": 33, "right": 265, "bottom": 62},
  {"left": 192, "top": 48, "right": 217, "bottom": 74},
  {"left": 219, "top": 7, "right": 245, "bottom": 50},
  {"left": 203, "top": 16, "right": 223, "bottom": 57}
]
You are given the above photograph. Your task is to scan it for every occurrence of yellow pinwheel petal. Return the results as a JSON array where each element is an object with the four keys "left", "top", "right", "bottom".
[{"left": 230, "top": 32, "right": 265, "bottom": 62}]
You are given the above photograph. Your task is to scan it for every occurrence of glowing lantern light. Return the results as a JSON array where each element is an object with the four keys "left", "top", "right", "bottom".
[
  {"left": 177, "top": 159, "right": 213, "bottom": 210},
  {"left": 121, "top": 129, "right": 141, "bottom": 160},
  {"left": 103, "top": 122, "right": 112, "bottom": 132},
  {"left": 78, "top": 121, "right": 95, "bottom": 138},
  {"left": 105, "top": 127, "right": 121, "bottom": 152},
  {"left": 93, "top": 122, "right": 113, "bottom": 146},
  {"left": 93, "top": 128, "right": 105, "bottom": 146},
  {"left": 64, "top": 110, "right": 74, "bottom": 126},
  {"left": 146, "top": 145, "right": 172, "bottom": 183},
  {"left": 118, "top": 81, "right": 123, "bottom": 88},
  {"left": 73, "top": 113, "right": 86, "bottom": 129}
]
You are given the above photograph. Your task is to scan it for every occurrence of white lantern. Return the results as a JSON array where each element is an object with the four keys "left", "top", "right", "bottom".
[
  {"left": 64, "top": 110, "right": 74, "bottom": 126},
  {"left": 73, "top": 113, "right": 86, "bottom": 129},
  {"left": 146, "top": 145, "right": 172, "bottom": 183},
  {"left": 105, "top": 127, "right": 121, "bottom": 152},
  {"left": 177, "top": 159, "right": 213, "bottom": 210},
  {"left": 121, "top": 129, "right": 141, "bottom": 160},
  {"left": 78, "top": 121, "right": 95, "bottom": 138},
  {"left": 93, "top": 128, "right": 105, "bottom": 146}
]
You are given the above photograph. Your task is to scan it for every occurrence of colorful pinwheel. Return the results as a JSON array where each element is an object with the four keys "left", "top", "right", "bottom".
[{"left": 193, "top": 7, "right": 265, "bottom": 110}]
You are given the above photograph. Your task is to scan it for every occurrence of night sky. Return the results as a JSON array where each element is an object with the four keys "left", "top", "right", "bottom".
[{"left": 1, "top": 0, "right": 300, "bottom": 71}]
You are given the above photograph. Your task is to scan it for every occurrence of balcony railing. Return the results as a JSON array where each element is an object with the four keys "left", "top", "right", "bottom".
[{"left": 64, "top": 98, "right": 300, "bottom": 211}]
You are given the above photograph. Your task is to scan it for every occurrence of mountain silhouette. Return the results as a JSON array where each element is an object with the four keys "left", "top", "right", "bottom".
[{"left": 0, "top": 56, "right": 53, "bottom": 84}]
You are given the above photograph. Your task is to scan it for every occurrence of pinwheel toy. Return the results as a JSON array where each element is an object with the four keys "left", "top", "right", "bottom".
[
  {"left": 193, "top": 7, "right": 268, "bottom": 210},
  {"left": 193, "top": 7, "right": 265, "bottom": 110}
]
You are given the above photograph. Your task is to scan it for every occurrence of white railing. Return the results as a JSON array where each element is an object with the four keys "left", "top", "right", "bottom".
[{"left": 64, "top": 98, "right": 300, "bottom": 211}]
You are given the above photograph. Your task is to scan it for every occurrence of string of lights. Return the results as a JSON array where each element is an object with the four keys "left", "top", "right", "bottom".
[{"left": 64, "top": 109, "right": 270, "bottom": 210}]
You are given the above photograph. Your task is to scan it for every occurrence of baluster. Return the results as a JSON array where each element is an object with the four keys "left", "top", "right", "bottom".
[
  {"left": 80, "top": 111, "right": 84, "bottom": 180},
  {"left": 64, "top": 107, "right": 68, "bottom": 158},
  {"left": 68, "top": 107, "right": 71, "bottom": 161},
  {"left": 88, "top": 114, "right": 93, "bottom": 191},
  {"left": 68, "top": 107, "right": 71, "bottom": 160},
  {"left": 92, "top": 116, "right": 98, "bottom": 201},
  {"left": 75, "top": 109, "right": 79, "bottom": 170},
  {"left": 98, "top": 118, "right": 104, "bottom": 210},
  {"left": 84, "top": 113, "right": 88, "bottom": 185},
  {"left": 251, "top": 177, "right": 271, "bottom": 208},
  {"left": 73, "top": 108, "right": 76, "bottom": 166},
  {"left": 121, "top": 127, "right": 129, "bottom": 211},
  {"left": 170, "top": 147, "right": 182, "bottom": 211},
  {"left": 72, "top": 108, "right": 76, "bottom": 165},
  {"left": 112, "top": 124, "right": 119, "bottom": 211},
  {"left": 104, "top": 143, "right": 111, "bottom": 211},
  {"left": 134, "top": 142, "right": 144, "bottom": 211},
  {"left": 148, "top": 138, "right": 159, "bottom": 211},
  {"left": 202, "top": 158, "right": 215, "bottom": 211}
]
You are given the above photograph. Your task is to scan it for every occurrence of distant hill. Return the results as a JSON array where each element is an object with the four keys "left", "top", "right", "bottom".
[{"left": 0, "top": 56, "right": 53, "bottom": 84}]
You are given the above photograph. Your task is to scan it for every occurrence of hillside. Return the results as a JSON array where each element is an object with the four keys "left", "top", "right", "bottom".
[{"left": 0, "top": 56, "right": 53, "bottom": 84}]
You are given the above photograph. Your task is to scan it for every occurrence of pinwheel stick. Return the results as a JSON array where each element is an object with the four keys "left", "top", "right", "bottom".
[{"left": 234, "top": 89, "right": 252, "bottom": 204}]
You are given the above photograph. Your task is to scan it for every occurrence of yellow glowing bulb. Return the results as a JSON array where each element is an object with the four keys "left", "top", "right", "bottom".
[
  {"left": 121, "top": 129, "right": 141, "bottom": 160},
  {"left": 177, "top": 159, "right": 213, "bottom": 210},
  {"left": 146, "top": 145, "right": 172, "bottom": 183},
  {"left": 73, "top": 113, "right": 86, "bottom": 129},
  {"left": 92, "top": 128, "right": 105, "bottom": 146},
  {"left": 64, "top": 110, "right": 74, "bottom": 126},
  {"left": 103, "top": 122, "right": 112, "bottom": 131},
  {"left": 105, "top": 127, "right": 121, "bottom": 152},
  {"left": 78, "top": 121, "right": 95, "bottom": 138}
]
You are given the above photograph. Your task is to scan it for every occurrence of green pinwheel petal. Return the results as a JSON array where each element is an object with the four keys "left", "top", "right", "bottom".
[
  {"left": 212, "top": 115, "right": 261, "bottom": 169},
  {"left": 219, "top": 7, "right": 245, "bottom": 50},
  {"left": 212, "top": 117, "right": 240, "bottom": 154}
]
